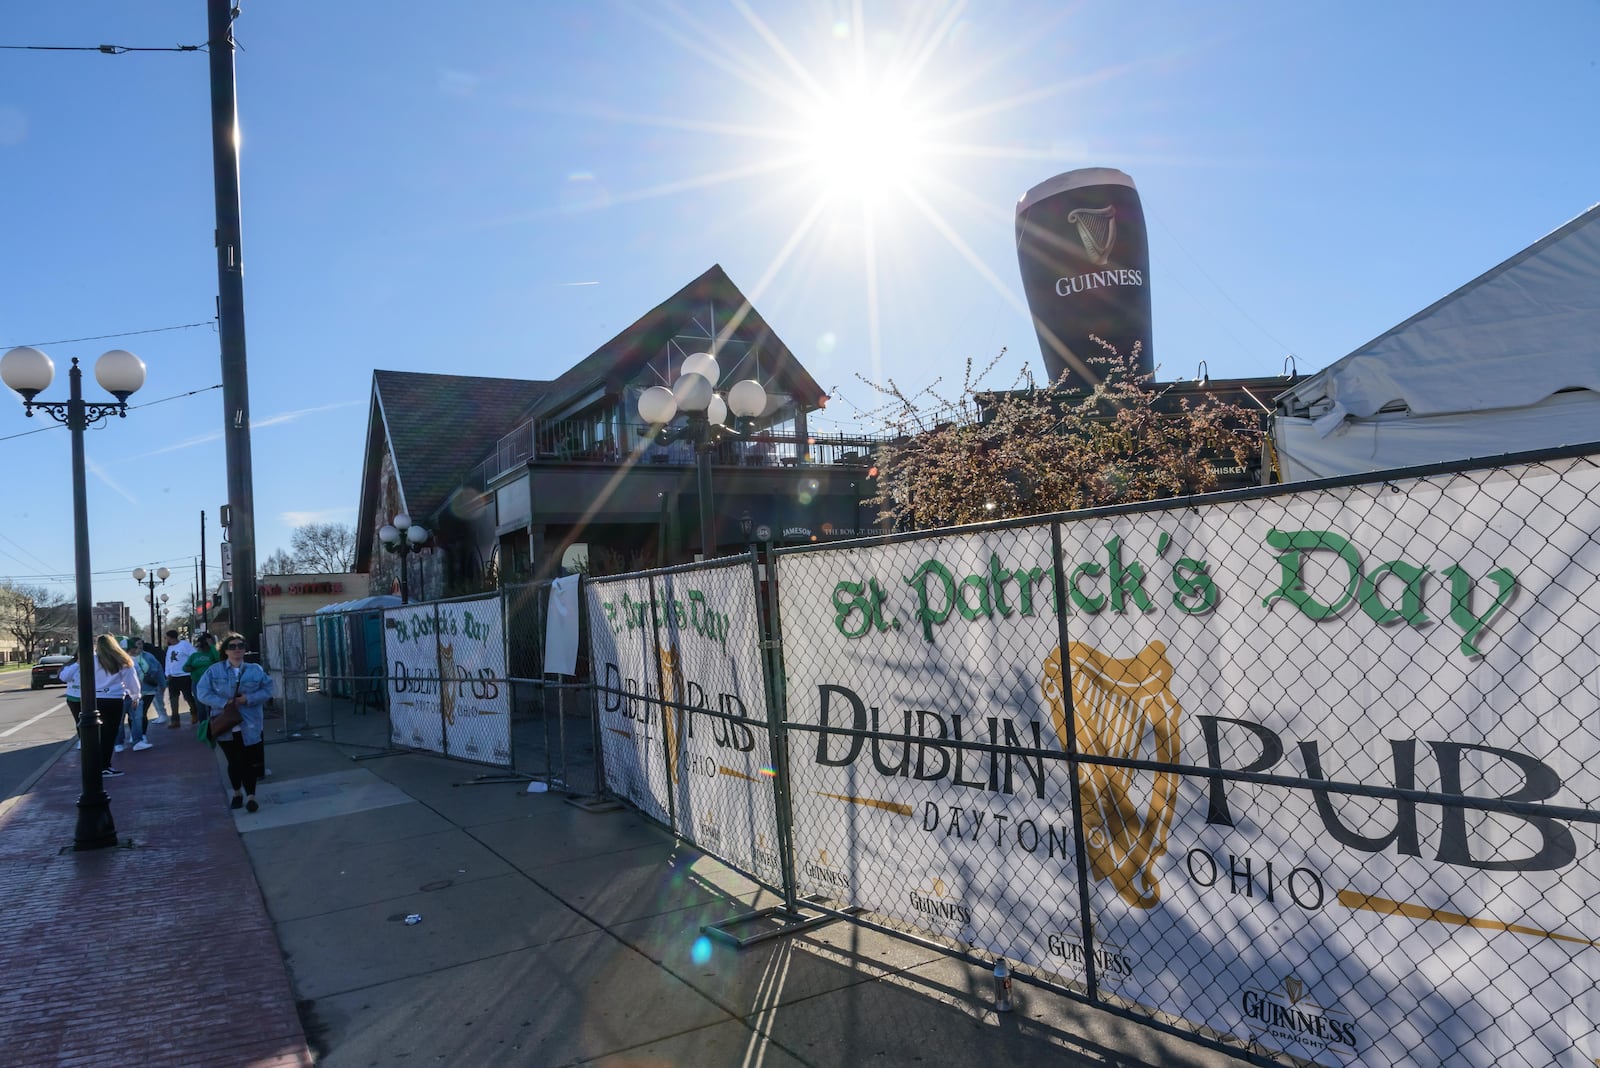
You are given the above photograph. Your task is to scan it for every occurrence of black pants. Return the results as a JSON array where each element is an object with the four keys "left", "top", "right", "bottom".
[
  {"left": 93, "top": 697, "right": 125, "bottom": 773},
  {"left": 167, "top": 675, "right": 197, "bottom": 718},
  {"left": 218, "top": 734, "right": 265, "bottom": 795}
]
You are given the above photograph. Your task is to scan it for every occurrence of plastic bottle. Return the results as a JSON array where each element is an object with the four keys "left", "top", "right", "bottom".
[{"left": 993, "top": 958, "right": 1013, "bottom": 1012}]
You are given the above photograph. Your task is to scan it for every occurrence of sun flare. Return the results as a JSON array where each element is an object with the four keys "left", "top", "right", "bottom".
[{"left": 798, "top": 77, "right": 929, "bottom": 205}]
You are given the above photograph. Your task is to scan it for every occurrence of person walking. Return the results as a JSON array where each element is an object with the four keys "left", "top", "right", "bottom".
[
  {"left": 196, "top": 633, "right": 273, "bottom": 812},
  {"left": 60, "top": 657, "right": 83, "bottom": 751},
  {"left": 91, "top": 634, "right": 139, "bottom": 778},
  {"left": 127, "top": 637, "right": 164, "bottom": 750},
  {"left": 163, "top": 629, "right": 198, "bottom": 728},
  {"left": 182, "top": 632, "right": 221, "bottom": 701}
]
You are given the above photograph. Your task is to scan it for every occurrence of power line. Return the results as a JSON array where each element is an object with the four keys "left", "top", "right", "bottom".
[
  {"left": 2, "top": 320, "right": 215, "bottom": 349},
  {"left": 0, "top": 384, "right": 222, "bottom": 443},
  {"left": 0, "top": 42, "right": 208, "bottom": 55}
]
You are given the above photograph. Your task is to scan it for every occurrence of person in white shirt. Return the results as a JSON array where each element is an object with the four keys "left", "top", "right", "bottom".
[
  {"left": 59, "top": 657, "right": 83, "bottom": 751},
  {"left": 91, "top": 634, "right": 140, "bottom": 778},
  {"left": 163, "top": 629, "right": 198, "bottom": 728}
]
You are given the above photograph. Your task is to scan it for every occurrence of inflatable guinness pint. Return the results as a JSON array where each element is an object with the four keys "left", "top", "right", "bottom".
[{"left": 1015, "top": 167, "right": 1153, "bottom": 389}]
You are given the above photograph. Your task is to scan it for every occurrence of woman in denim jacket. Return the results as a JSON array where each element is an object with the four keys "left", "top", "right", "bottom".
[{"left": 196, "top": 632, "right": 273, "bottom": 812}]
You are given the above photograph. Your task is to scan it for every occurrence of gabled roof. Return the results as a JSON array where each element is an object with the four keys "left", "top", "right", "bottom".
[
  {"left": 528, "top": 263, "right": 826, "bottom": 419},
  {"left": 356, "top": 370, "right": 550, "bottom": 569}
]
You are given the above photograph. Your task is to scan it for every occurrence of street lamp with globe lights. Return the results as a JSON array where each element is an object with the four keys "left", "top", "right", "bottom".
[
  {"left": 636, "top": 352, "right": 767, "bottom": 561},
  {"left": 1, "top": 345, "right": 146, "bottom": 850},
  {"left": 377, "top": 513, "right": 431, "bottom": 604},
  {"left": 134, "top": 566, "right": 171, "bottom": 643}
]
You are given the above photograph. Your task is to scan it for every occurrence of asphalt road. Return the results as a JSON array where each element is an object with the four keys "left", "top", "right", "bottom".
[{"left": 0, "top": 671, "right": 75, "bottom": 806}]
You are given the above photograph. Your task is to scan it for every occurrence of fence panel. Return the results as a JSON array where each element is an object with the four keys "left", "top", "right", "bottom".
[
  {"left": 383, "top": 595, "right": 512, "bottom": 767},
  {"left": 767, "top": 450, "right": 1600, "bottom": 1068},
  {"left": 586, "top": 573, "right": 672, "bottom": 823}
]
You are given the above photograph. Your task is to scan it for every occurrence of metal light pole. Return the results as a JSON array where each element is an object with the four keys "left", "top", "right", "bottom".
[
  {"left": 377, "top": 513, "right": 431, "bottom": 604},
  {"left": 2, "top": 345, "right": 146, "bottom": 851},
  {"left": 134, "top": 566, "right": 171, "bottom": 643},
  {"left": 637, "top": 353, "right": 767, "bottom": 562}
]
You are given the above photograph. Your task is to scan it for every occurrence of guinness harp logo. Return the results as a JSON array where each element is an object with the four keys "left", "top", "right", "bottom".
[
  {"left": 1284, "top": 977, "right": 1306, "bottom": 1005},
  {"left": 1066, "top": 205, "right": 1117, "bottom": 265},
  {"left": 659, "top": 642, "right": 685, "bottom": 783},
  {"left": 1042, "top": 641, "right": 1181, "bottom": 909}
]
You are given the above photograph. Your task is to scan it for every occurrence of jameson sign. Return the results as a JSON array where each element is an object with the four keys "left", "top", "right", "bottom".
[
  {"left": 587, "top": 564, "right": 780, "bottom": 885},
  {"left": 776, "top": 456, "right": 1600, "bottom": 1067},
  {"left": 384, "top": 596, "right": 510, "bottom": 766}
]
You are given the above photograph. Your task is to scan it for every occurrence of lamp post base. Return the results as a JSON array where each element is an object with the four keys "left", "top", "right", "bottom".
[
  {"left": 73, "top": 720, "right": 117, "bottom": 851},
  {"left": 73, "top": 797, "right": 118, "bottom": 851}
]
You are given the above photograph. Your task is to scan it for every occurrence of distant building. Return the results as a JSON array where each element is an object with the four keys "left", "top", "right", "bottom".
[{"left": 92, "top": 602, "right": 132, "bottom": 637}]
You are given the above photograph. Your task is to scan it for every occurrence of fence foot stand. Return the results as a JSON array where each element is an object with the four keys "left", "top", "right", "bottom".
[
  {"left": 349, "top": 744, "right": 417, "bottom": 762},
  {"left": 702, "top": 896, "right": 858, "bottom": 949},
  {"left": 565, "top": 794, "right": 624, "bottom": 814}
]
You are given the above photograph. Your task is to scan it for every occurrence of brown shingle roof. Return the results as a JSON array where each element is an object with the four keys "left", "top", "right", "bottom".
[
  {"left": 529, "top": 263, "right": 826, "bottom": 419},
  {"left": 374, "top": 369, "right": 550, "bottom": 520}
]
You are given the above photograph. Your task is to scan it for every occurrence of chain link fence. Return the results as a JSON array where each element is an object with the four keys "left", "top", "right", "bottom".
[{"left": 582, "top": 445, "right": 1600, "bottom": 1068}]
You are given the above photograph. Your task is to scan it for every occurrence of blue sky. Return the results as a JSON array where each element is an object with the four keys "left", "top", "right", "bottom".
[{"left": 2, "top": 1, "right": 1597, "bottom": 610}]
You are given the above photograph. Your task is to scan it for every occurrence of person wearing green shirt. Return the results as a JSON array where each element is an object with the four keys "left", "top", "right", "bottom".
[{"left": 183, "top": 632, "right": 221, "bottom": 690}]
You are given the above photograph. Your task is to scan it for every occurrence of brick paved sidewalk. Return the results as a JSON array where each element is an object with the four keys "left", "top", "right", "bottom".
[{"left": 0, "top": 725, "right": 313, "bottom": 1068}]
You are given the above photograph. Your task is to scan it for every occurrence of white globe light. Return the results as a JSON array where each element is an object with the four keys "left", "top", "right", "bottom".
[
  {"left": 157, "top": 566, "right": 170, "bottom": 581},
  {"left": 378, "top": 524, "right": 399, "bottom": 546},
  {"left": 672, "top": 371, "right": 713, "bottom": 412},
  {"left": 1, "top": 346, "right": 54, "bottom": 397},
  {"left": 680, "top": 352, "right": 720, "bottom": 386},
  {"left": 407, "top": 524, "right": 429, "bottom": 545},
  {"left": 728, "top": 378, "right": 768, "bottom": 418},
  {"left": 160, "top": 593, "right": 169, "bottom": 603},
  {"left": 133, "top": 568, "right": 147, "bottom": 582},
  {"left": 392, "top": 513, "right": 412, "bottom": 530},
  {"left": 637, "top": 385, "right": 677, "bottom": 425},
  {"left": 706, "top": 393, "right": 728, "bottom": 426},
  {"left": 95, "top": 349, "right": 146, "bottom": 399}
]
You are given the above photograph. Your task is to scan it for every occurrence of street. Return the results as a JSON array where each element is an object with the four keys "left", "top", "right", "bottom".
[{"left": 0, "top": 672, "right": 74, "bottom": 807}]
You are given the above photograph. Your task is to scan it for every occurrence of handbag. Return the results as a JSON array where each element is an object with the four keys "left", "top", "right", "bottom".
[{"left": 209, "top": 674, "right": 245, "bottom": 737}]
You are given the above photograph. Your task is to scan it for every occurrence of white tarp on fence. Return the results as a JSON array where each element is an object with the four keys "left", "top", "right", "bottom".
[
  {"left": 384, "top": 596, "right": 512, "bottom": 766},
  {"left": 776, "top": 456, "right": 1600, "bottom": 1067},
  {"left": 588, "top": 564, "right": 781, "bottom": 885}
]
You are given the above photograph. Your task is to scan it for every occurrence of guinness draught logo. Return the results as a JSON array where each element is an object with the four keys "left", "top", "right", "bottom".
[
  {"left": 1067, "top": 205, "right": 1116, "bottom": 265},
  {"left": 1042, "top": 641, "right": 1181, "bottom": 909}
]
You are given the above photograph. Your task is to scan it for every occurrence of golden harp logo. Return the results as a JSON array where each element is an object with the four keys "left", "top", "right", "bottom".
[
  {"left": 1041, "top": 641, "right": 1181, "bottom": 909},
  {"left": 658, "top": 642, "right": 684, "bottom": 783},
  {"left": 439, "top": 640, "right": 456, "bottom": 726},
  {"left": 1066, "top": 205, "right": 1117, "bottom": 265}
]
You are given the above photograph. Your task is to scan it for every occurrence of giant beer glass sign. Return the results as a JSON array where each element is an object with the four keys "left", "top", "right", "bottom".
[{"left": 1015, "top": 167, "right": 1154, "bottom": 389}]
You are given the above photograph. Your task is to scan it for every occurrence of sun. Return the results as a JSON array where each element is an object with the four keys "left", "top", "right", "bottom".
[{"left": 797, "top": 76, "right": 930, "bottom": 207}]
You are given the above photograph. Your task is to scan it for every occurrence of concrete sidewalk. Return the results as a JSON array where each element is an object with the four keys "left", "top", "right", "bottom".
[
  {"left": 244, "top": 696, "right": 1231, "bottom": 1067},
  {"left": 1, "top": 692, "right": 1236, "bottom": 1067}
]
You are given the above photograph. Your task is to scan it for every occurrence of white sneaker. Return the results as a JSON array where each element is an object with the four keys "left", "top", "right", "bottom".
[
  {"left": 74, "top": 739, "right": 81, "bottom": 750},
  {"left": 113, "top": 743, "right": 125, "bottom": 753},
  {"left": 154, "top": 715, "right": 168, "bottom": 725},
  {"left": 132, "top": 739, "right": 154, "bottom": 752}
]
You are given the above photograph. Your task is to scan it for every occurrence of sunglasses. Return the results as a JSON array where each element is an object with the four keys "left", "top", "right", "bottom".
[{"left": 224, "top": 643, "right": 245, "bottom": 651}]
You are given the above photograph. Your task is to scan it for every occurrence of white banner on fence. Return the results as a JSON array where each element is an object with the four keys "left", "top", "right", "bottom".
[
  {"left": 588, "top": 565, "right": 781, "bottom": 886},
  {"left": 384, "top": 597, "right": 511, "bottom": 766},
  {"left": 776, "top": 455, "right": 1600, "bottom": 1068}
]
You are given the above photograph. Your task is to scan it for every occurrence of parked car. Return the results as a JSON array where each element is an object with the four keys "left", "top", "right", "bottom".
[{"left": 31, "top": 654, "right": 75, "bottom": 690}]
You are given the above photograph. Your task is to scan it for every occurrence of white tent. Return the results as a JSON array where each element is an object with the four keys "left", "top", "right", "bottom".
[{"left": 1272, "top": 203, "right": 1600, "bottom": 482}]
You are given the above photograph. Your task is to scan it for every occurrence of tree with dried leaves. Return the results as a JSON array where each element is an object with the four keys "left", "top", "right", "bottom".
[
  {"left": 258, "top": 548, "right": 298, "bottom": 578},
  {"left": 863, "top": 342, "right": 1261, "bottom": 530},
  {"left": 287, "top": 523, "right": 356, "bottom": 574},
  {"left": 1, "top": 582, "right": 75, "bottom": 658}
]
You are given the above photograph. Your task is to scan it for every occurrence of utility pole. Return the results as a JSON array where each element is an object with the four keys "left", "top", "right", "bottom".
[
  {"left": 208, "top": 0, "right": 259, "bottom": 651},
  {"left": 199, "top": 513, "right": 207, "bottom": 633}
]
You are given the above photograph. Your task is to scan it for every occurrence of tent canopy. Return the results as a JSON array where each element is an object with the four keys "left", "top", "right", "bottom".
[{"left": 1274, "top": 203, "right": 1600, "bottom": 481}]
